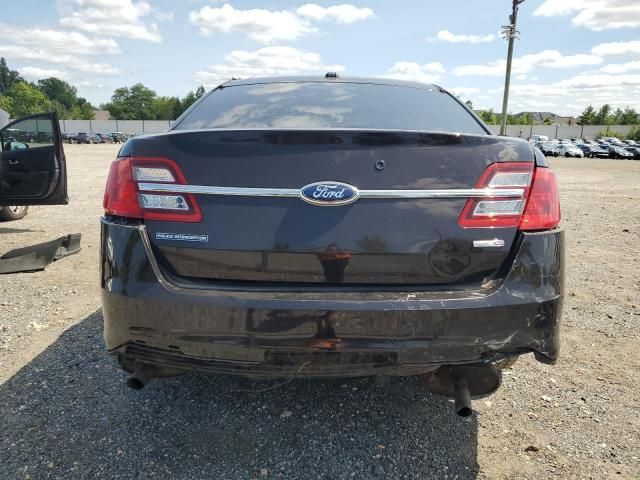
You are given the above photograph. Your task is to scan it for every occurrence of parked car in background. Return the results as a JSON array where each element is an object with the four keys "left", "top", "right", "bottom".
[
  {"left": 577, "top": 144, "right": 608, "bottom": 158},
  {"left": 100, "top": 76, "right": 564, "bottom": 417},
  {"left": 535, "top": 142, "right": 559, "bottom": 157},
  {"left": 599, "top": 144, "right": 614, "bottom": 156},
  {"left": 76, "top": 132, "right": 93, "bottom": 144},
  {"left": 624, "top": 147, "right": 640, "bottom": 159},
  {"left": 96, "top": 133, "right": 115, "bottom": 144},
  {"left": 62, "top": 132, "right": 77, "bottom": 144},
  {"left": 622, "top": 139, "right": 638, "bottom": 147},
  {"left": 609, "top": 145, "right": 635, "bottom": 159},
  {"left": 530, "top": 135, "right": 549, "bottom": 143},
  {"left": 556, "top": 143, "right": 584, "bottom": 157},
  {"left": 108, "top": 132, "right": 126, "bottom": 143},
  {"left": 598, "top": 137, "right": 625, "bottom": 146}
]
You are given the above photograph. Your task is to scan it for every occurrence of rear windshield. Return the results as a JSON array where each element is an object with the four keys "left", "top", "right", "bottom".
[{"left": 173, "top": 82, "right": 486, "bottom": 134}]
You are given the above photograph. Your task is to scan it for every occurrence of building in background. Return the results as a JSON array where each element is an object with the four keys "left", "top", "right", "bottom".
[{"left": 93, "top": 110, "right": 111, "bottom": 120}]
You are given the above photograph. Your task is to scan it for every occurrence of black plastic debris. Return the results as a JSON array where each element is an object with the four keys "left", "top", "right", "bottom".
[{"left": 0, "top": 234, "right": 81, "bottom": 274}]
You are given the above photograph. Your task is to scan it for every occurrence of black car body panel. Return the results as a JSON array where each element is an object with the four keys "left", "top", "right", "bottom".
[
  {"left": 130, "top": 129, "right": 533, "bottom": 285},
  {"left": 101, "top": 217, "right": 564, "bottom": 376},
  {"left": 100, "top": 77, "right": 564, "bottom": 392}
]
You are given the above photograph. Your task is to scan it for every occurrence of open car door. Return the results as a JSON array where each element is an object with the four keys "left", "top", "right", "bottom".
[{"left": 0, "top": 112, "right": 68, "bottom": 206}]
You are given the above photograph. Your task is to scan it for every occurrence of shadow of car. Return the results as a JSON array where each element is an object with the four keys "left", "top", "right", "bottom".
[{"left": 0, "top": 310, "right": 480, "bottom": 479}]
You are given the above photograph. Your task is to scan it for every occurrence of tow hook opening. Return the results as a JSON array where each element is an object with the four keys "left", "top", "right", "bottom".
[
  {"left": 420, "top": 363, "right": 502, "bottom": 417},
  {"left": 127, "top": 363, "right": 155, "bottom": 390}
]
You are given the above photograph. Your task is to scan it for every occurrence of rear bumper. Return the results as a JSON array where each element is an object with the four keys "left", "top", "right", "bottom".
[{"left": 100, "top": 218, "right": 564, "bottom": 377}]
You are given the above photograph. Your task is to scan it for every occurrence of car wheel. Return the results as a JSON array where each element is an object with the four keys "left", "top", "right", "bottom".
[
  {"left": 554, "top": 152, "right": 558, "bottom": 157},
  {"left": 0, "top": 206, "right": 29, "bottom": 221},
  {"left": 565, "top": 153, "right": 570, "bottom": 157}
]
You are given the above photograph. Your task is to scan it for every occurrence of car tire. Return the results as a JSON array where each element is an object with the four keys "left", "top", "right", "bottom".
[
  {"left": 0, "top": 206, "right": 29, "bottom": 221},
  {"left": 565, "top": 153, "right": 570, "bottom": 157}
]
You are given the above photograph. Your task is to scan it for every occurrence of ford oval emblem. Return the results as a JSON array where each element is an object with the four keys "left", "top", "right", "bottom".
[{"left": 300, "top": 181, "right": 359, "bottom": 206}]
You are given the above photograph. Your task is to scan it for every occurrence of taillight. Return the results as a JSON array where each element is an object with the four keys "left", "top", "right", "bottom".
[
  {"left": 103, "top": 157, "right": 202, "bottom": 222},
  {"left": 458, "top": 161, "right": 560, "bottom": 231},
  {"left": 459, "top": 162, "right": 533, "bottom": 228},
  {"left": 519, "top": 167, "right": 561, "bottom": 231}
]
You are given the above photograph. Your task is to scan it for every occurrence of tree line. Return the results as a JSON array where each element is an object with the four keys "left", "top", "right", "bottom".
[
  {"left": 475, "top": 110, "right": 538, "bottom": 126},
  {"left": 0, "top": 57, "right": 205, "bottom": 121},
  {"left": 473, "top": 105, "right": 640, "bottom": 127},
  {"left": 3, "top": 56, "right": 640, "bottom": 125},
  {"left": 576, "top": 104, "right": 639, "bottom": 125}
]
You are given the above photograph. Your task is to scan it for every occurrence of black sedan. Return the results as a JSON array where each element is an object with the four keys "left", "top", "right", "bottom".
[
  {"left": 99, "top": 75, "right": 564, "bottom": 416},
  {"left": 609, "top": 145, "right": 635, "bottom": 159},
  {"left": 577, "top": 143, "right": 609, "bottom": 158},
  {"left": 624, "top": 147, "right": 640, "bottom": 159},
  {"left": 535, "top": 142, "right": 559, "bottom": 157}
]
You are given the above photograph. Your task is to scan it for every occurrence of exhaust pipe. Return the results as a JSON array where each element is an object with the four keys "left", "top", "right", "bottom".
[
  {"left": 419, "top": 363, "right": 502, "bottom": 417},
  {"left": 453, "top": 376, "right": 472, "bottom": 417},
  {"left": 127, "top": 363, "right": 155, "bottom": 390}
]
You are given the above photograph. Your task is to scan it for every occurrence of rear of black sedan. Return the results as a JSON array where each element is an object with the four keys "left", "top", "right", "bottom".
[{"left": 101, "top": 76, "right": 564, "bottom": 415}]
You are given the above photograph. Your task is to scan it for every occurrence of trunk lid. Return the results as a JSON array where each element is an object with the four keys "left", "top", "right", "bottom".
[{"left": 132, "top": 129, "right": 534, "bottom": 285}]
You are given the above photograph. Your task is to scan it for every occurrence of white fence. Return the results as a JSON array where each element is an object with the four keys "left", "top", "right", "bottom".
[
  {"left": 9, "top": 118, "right": 634, "bottom": 138},
  {"left": 486, "top": 124, "right": 636, "bottom": 139},
  {"left": 58, "top": 119, "right": 173, "bottom": 134}
]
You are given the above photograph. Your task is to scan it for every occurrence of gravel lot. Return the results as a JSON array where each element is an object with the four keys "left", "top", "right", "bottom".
[{"left": 1, "top": 144, "right": 639, "bottom": 479}]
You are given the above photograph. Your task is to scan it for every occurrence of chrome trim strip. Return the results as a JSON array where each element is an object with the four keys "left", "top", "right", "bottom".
[
  {"left": 138, "top": 183, "right": 300, "bottom": 197},
  {"left": 138, "top": 183, "right": 524, "bottom": 199},
  {"left": 357, "top": 188, "right": 524, "bottom": 198}
]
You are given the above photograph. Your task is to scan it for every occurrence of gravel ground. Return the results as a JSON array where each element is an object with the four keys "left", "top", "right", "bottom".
[{"left": 0, "top": 144, "right": 639, "bottom": 479}]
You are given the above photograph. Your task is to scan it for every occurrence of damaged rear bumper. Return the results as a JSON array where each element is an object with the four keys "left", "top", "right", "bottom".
[{"left": 100, "top": 218, "right": 564, "bottom": 377}]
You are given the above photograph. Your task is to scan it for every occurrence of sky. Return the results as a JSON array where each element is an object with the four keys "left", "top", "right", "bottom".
[{"left": 1, "top": 0, "right": 640, "bottom": 116}]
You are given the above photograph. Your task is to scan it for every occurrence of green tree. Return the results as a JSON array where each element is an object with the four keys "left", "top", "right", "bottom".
[
  {"left": 102, "top": 83, "right": 157, "bottom": 120},
  {"left": 620, "top": 107, "right": 638, "bottom": 125},
  {"left": 178, "top": 85, "right": 206, "bottom": 116},
  {"left": 543, "top": 117, "right": 553, "bottom": 125},
  {"left": 477, "top": 109, "right": 497, "bottom": 124},
  {"left": 578, "top": 105, "right": 596, "bottom": 125},
  {"left": 152, "top": 96, "right": 182, "bottom": 120},
  {"left": 520, "top": 113, "right": 533, "bottom": 125},
  {"left": 68, "top": 99, "right": 95, "bottom": 120},
  {"left": 37, "top": 77, "right": 78, "bottom": 111},
  {"left": 595, "top": 104, "right": 612, "bottom": 125},
  {"left": 0, "top": 57, "right": 23, "bottom": 94},
  {"left": 0, "top": 95, "right": 14, "bottom": 113},
  {"left": 611, "top": 108, "right": 623, "bottom": 125},
  {"left": 1, "top": 81, "right": 51, "bottom": 117},
  {"left": 627, "top": 125, "right": 640, "bottom": 141}
]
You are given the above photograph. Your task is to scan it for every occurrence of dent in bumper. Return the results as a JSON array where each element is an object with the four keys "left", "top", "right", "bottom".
[{"left": 100, "top": 218, "right": 564, "bottom": 374}]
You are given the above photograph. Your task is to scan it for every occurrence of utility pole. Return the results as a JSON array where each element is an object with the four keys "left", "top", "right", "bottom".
[{"left": 500, "top": 0, "right": 525, "bottom": 136}]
